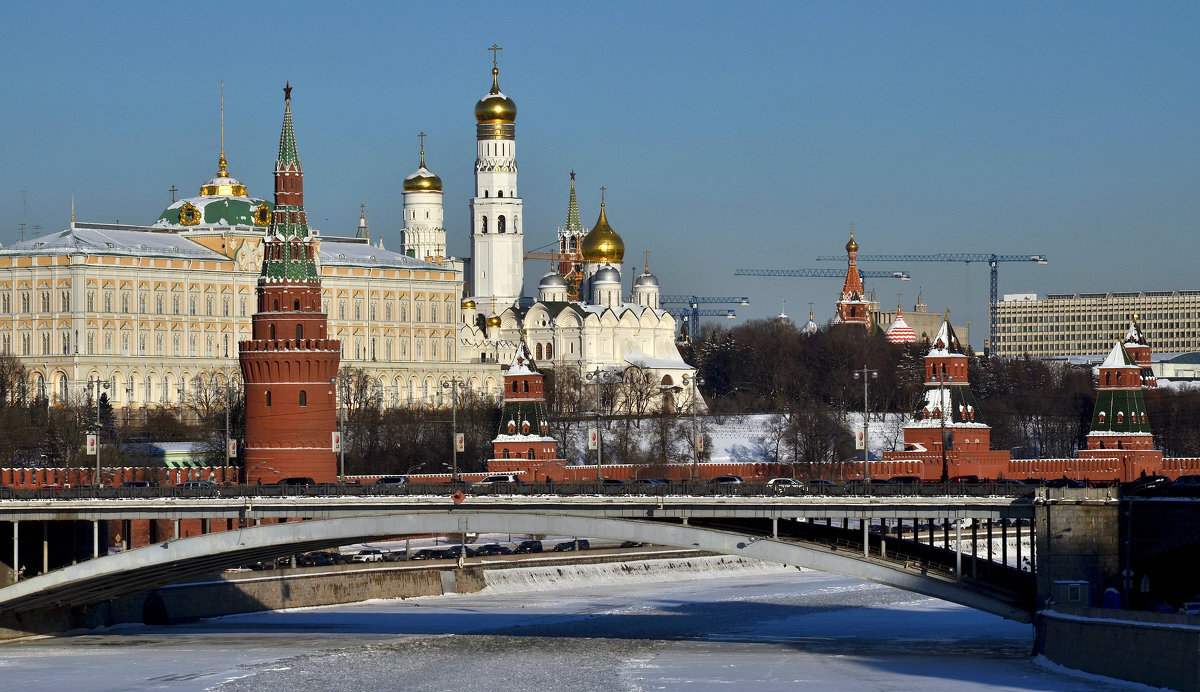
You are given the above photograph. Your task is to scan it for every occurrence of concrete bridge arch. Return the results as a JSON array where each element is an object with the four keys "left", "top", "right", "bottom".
[{"left": 0, "top": 510, "right": 1032, "bottom": 625}]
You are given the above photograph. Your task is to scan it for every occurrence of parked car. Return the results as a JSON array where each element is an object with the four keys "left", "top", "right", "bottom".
[
  {"left": 804, "top": 479, "right": 840, "bottom": 490},
  {"left": 409, "top": 549, "right": 438, "bottom": 560},
  {"left": 553, "top": 539, "right": 590, "bottom": 551},
  {"left": 632, "top": 478, "right": 667, "bottom": 485},
  {"left": 472, "top": 474, "right": 524, "bottom": 487},
  {"left": 707, "top": 475, "right": 745, "bottom": 485},
  {"left": 274, "top": 477, "right": 315, "bottom": 486},
  {"left": 948, "top": 475, "right": 980, "bottom": 484},
  {"left": 298, "top": 552, "right": 336, "bottom": 567},
  {"left": 514, "top": 540, "right": 543, "bottom": 554},
  {"left": 375, "top": 476, "right": 408, "bottom": 485},
  {"left": 120, "top": 480, "right": 158, "bottom": 488},
  {"left": 619, "top": 541, "right": 646, "bottom": 548},
  {"left": 441, "top": 545, "right": 476, "bottom": 558},
  {"left": 351, "top": 549, "right": 385, "bottom": 563},
  {"left": 765, "top": 477, "right": 803, "bottom": 487},
  {"left": 475, "top": 544, "right": 513, "bottom": 556},
  {"left": 601, "top": 478, "right": 626, "bottom": 485},
  {"left": 1124, "top": 475, "right": 1172, "bottom": 497},
  {"left": 181, "top": 480, "right": 217, "bottom": 489},
  {"left": 385, "top": 550, "right": 408, "bottom": 562},
  {"left": 889, "top": 475, "right": 924, "bottom": 485},
  {"left": 1045, "top": 477, "right": 1086, "bottom": 489}
]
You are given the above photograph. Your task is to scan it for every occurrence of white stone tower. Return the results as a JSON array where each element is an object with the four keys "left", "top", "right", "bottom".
[
  {"left": 402, "top": 132, "right": 446, "bottom": 262},
  {"left": 469, "top": 45, "right": 524, "bottom": 308}
]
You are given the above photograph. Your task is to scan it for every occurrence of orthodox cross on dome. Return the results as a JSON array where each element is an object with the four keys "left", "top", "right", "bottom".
[
  {"left": 600, "top": 186, "right": 606, "bottom": 205},
  {"left": 644, "top": 249, "right": 650, "bottom": 273},
  {"left": 169, "top": 185, "right": 178, "bottom": 202},
  {"left": 489, "top": 43, "right": 502, "bottom": 67},
  {"left": 418, "top": 131, "right": 427, "bottom": 167},
  {"left": 284, "top": 81, "right": 292, "bottom": 101}
]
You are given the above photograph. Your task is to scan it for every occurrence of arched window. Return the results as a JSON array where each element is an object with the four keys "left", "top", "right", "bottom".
[
  {"left": 1105, "top": 372, "right": 1111, "bottom": 386},
  {"left": 521, "top": 422, "right": 530, "bottom": 434},
  {"left": 535, "top": 344, "right": 542, "bottom": 360},
  {"left": 498, "top": 190, "right": 504, "bottom": 197},
  {"left": 265, "top": 390, "right": 272, "bottom": 407},
  {"left": 294, "top": 299, "right": 300, "bottom": 311},
  {"left": 512, "top": 380, "right": 519, "bottom": 393},
  {"left": 299, "top": 390, "right": 307, "bottom": 407},
  {"left": 546, "top": 343, "right": 553, "bottom": 358},
  {"left": 498, "top": 215, "right": 506, "bottom": 233},
  {"left": 269, "top": 324, "right": 275, "bottom": 339},
  {"left": 502, "top": 448, "right": 509, "bottom": 459},
  {"left": 480, "top": 216, "right": 488, "bottom": 234},
  {"left": 273, "top": 299, "right": 279, "bottom": 311},
  {"left": 507, "top": 422, "right": 516, "bottom": 434},
  {"left": 526, "top": 448, "right": 535, "bottom": 460},
  {"left": 523, "top": 381, "right": 529, "bottom": 393},
  {"left": 296, "top": 324, "right": 303, "bottom": 341}
]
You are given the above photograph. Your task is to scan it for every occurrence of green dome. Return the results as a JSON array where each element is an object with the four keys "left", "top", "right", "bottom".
[{"left": 154, "top": 195, "right": 273, "bottom": 230}]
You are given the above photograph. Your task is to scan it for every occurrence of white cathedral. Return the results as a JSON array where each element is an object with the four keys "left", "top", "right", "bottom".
[{"left": 404, "top": 54, "right": 698, "bottom": 412}]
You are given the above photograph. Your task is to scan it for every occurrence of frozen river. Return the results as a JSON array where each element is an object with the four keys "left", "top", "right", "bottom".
[{"left": 0, "top": 563, "right": 1137, "bottom": 691}]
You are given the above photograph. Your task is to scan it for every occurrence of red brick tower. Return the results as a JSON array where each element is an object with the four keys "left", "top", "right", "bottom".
[
  {"left": 490, "top": 342, "right": 561, "bottom": 463},
  {"left": 1078, "top": 335, "right": 1162, "bottom": 480},
  {"left": 836, "top": 227, "right": 871, "bottom": 327},
  {"left": 239, "top": 84, "right": 341, "bottom": 484}
]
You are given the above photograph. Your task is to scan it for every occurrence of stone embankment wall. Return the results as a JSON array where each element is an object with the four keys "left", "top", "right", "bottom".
[
  {"left": 0, "top": 550, "right": 746, "bottom": 640},
  {"left": 1036, "top": 606, "right": 1200, "bottom": 691}
]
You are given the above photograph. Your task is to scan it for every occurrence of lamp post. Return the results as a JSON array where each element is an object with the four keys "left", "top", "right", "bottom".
[
  {"left": 442, "top": 378, "right": 464, "bottom": 482},
  {"left": 938, "top": 370, "right": 954, "bottom": 482},
  {"left": 224, "top": 378, "right": 231, "bottom": 471},
  {"left": 91, "top": 377, "right": 109, "bottom": 487},
  {"left": 586, "top": 368, "right": 617, "bottom": 481},
  {"left": 682, "top": 374, "right": 703, "bottom": 483},
  {"left": 852, "top": 367, "right": 878, "bottom": 480},
  {"left": 330, "top": 377, "right": 345, "bottom": 482}
]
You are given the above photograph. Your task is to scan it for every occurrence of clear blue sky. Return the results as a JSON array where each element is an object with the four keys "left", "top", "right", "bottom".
[{"left": 3, "top": 2, "right": 1198, "bottom": 348}]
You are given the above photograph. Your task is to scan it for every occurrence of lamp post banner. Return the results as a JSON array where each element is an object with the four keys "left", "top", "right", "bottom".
[
  {"left": 86, "top": 434, "right": 97, "bottom": 456},
  {"left": 332, "top": 431, "right": 342, "bottom": 453},
  {"left": 587, "top": 428, "right": 598, "bottom": 450},
  {"left": 455, "top": 433, "right": 465, "bottom": 453}
]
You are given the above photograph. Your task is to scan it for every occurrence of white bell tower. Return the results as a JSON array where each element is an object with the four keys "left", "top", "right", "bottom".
[{"left": 470, "top": 44, "right": 524, "bottom": 308}]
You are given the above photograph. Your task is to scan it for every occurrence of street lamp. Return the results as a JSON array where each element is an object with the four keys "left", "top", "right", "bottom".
[
  {"left": 90, "top": 377, "right": 109, "bottom": 487},
  {"left": 586, "top": 368, "right": 618, "bottom": 481},
  {"left": 330, "top": 377, "right": 345, "bottom": 482},
  {"left": 681, "top": 374, "right": 704, "bottom": 483},
  {"left": 442, "top": 378, "right": 464, "bottom": 482},
  {"left": 852, "top": 367, "right": 878, "bottom": 480},
  {"left": 938, "top": 369, "right": 954, "bottom": 482}
]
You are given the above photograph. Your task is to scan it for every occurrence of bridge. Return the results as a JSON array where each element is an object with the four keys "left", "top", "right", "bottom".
[{"left": 0, "top": 487, "right": 1041, "bottom": 630}]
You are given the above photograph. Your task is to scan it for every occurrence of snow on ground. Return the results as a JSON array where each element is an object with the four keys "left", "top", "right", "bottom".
[{"left": 706, "top": 411, "right": 905, "bottom": 463}]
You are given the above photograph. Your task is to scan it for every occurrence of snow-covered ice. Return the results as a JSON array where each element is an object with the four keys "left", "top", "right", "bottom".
[{"left": 0, "top": 559, "right": 1146, "bottom": 691}]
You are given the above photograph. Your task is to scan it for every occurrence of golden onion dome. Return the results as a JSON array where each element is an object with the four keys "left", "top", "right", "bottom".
[
  {"left": 199, "top": 153, "right": 248, "bottom": 197},
  {"left": 845, "top": 231, "right": 859, "bottom": 253},
  {"left": 461, "top": 298, "right": 476, "bottom": 310},
  {"left": 485, "top": 313, "right": 502, "bottom": 328},
  {"left": 403, "top": 147, "right": 442, "bottom": 192},
  {"left": 475, "top": 67, "right": 517, "bottom": 124},
  {"left": 580, "top": 202, "right": 625, "bottom": 263}
]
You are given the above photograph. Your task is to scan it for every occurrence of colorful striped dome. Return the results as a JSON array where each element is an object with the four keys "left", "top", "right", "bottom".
[{"left": 885, "top": 307, "right": 916, "bottom": 344}]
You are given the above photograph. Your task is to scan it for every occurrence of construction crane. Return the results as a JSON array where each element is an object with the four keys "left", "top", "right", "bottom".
[
  {"left": 815, "top": 252, "right": 1048, "bottom": 353},
  {"left": 661, "top": 295, "right": 750, "bottom": 340},
  {"left": 734, "top": 268, "right": 911, "bottom": 280}
]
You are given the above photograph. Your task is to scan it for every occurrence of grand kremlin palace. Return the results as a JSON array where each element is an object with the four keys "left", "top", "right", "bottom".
[{"left": 0, "top": 167, "right": 493, "bottom": 409}]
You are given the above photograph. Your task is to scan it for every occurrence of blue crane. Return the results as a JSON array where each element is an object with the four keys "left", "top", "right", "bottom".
[
  {"left": 734, "top": 268, "right": 911, "bottom": 280},
  {"left": 814, "top": 253, "right": 1048, "bottom": 353},
  {"left": 660, "top": 295, "right": 749, "bottom": 341}
]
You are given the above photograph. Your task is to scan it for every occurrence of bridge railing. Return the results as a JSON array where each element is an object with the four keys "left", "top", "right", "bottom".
[{"left": 0, "top": 480, "right": 1041, "bottom": 501}]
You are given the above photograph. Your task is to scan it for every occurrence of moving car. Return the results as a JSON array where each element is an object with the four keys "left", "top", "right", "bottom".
[
  {"left": 765, "top": 477, "right": 803, "bottom": 487},
  {"left": 181, "top": 480, "right": 217, "bottom": 489},
  {"left": 375, "top": 476, "right": 408, "bottom": 485},
  {"left": 472, "top": 474, "right": 524, "bottom": 487},
  {"left": 707, "top": 475, "right": 745, "bottom": 485},
  {"left": 553, "top": 539, "right": 590, "bottom": 551},
  {"left": 514, "top": 540, "right": 543, "bottom": 554},
  {"left": 351, "top": 549, "right": 385, "bottom": 563},
  {"left": 274, "top": 477, "right": 315, "bottom": 486},
  {"left": 475, "top": 544, "right": 513, "bottom": 556}
]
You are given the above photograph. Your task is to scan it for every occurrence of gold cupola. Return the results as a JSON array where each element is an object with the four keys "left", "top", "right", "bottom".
[
  {"left": 580, "top": 201, "right": 625, "bottom": 263},
  {"left": 475, "top": 66, "right": 517, "bottom": 124},
  {"left": 845, "top": 229, "right": 859, "bottom": 253},
  {"left": 403, "top": 135, "right": 443, "bottom": 193},
  {"left": 485, "top": 313, "right": 502, "bottom": 328}
]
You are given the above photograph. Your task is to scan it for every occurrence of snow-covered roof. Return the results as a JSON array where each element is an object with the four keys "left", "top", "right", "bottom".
[
  {"left": 0, "top": 225, "right": 227, "bottom": 260},
  {"left": 1101, "top": 341, "right": 1136, "bottom": 368},
  {"left": 506, "top": 342, "right": 538, "bottom": 376},
  {"left": 927, "top": 319, "right": 965, "bottom": 357},
  {"left": 319, "top": 240, "right": 445, "bottom": 270}
]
